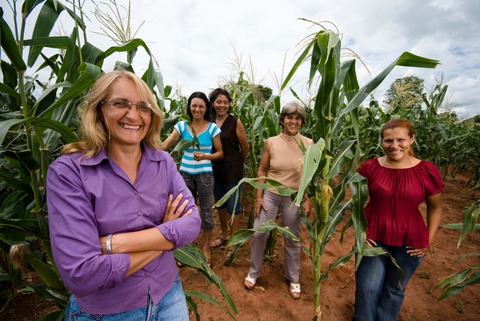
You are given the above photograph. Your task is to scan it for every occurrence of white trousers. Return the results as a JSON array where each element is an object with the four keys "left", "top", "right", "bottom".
[{"left": 248, "top": 190, "right": 301, "bottom": 282}]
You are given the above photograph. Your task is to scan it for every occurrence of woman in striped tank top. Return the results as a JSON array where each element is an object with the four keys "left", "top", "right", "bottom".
[{"left": 163, "top": 92, "right": 223, "bottom": 266}]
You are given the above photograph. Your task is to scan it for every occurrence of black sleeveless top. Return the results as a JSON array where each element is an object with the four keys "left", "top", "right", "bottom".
[{"left": 212, "top": 114, "right": 244, "bottom": 183}]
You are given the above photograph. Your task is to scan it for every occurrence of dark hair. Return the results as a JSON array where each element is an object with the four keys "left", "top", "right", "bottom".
[
  {"left": 209, "top": 88, "right": 232, "bottom": 118},
  {"left": 381, "top": 118, "right": 415, "bottom": 139},
  {"left": 187, "top": 91, "right": 211, "bottom": 120},
  {"left": 279, "top": 101, "right": 307, "bottom": 128}
]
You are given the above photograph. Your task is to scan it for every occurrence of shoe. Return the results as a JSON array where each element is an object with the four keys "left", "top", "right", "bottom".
[
  {"left": 289, "top": 282, "right": 301, "bottom": 299},
  {"left": 176, "top": 260, "right": 184, "bottom": 268},
  {"left": 210, "top": 237, "right": 228, "bottom": 248},
  {"left": 244, "top": 274, "right": 256, "bottom": 290}
]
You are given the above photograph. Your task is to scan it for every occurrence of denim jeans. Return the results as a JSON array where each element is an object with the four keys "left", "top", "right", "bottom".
[
  {"left": 66, "top": 275, "right": 189, "bottom": 321},
  {"left": 353, "top": 241, "right": 424, "bottom": 321},
  {"left": 214, "top": 182, "right": 243, "bottom": 215},
  {"left": 180, "top": 172, "right": 214, "bottom": 231}
]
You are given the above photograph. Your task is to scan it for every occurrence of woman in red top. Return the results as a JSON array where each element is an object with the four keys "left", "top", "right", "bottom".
[{"left": 353, "top": 118, "right": 443, "bottom": 321}]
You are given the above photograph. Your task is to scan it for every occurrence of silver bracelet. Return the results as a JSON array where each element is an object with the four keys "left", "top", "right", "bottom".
[{"left": 106, "top": 234, "right": 113, "bottom": 254}]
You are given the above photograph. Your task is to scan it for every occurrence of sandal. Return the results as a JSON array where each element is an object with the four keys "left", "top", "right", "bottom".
[
  {"left": 289, "top": 282, "right": 301, "bottom": 299},
  {"left": 210, "top": 237, "right": 228, "bottom": 248},
  {"left": 244, "top": 274, "right": 256, "bottom": 290}
]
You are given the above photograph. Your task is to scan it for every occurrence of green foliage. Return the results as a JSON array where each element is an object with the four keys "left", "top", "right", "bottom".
[
  {"left": 433, "top": 260, "right": 480, "bottom": 301},
  {"left": 434, "top": 199, "right": 480, "bottom": 301},
  {"left": 418, "top": 269, "right": 431, "bottom": 279},
  {"left": 383, "top": 75, "right": 425, "bottom": 111},
  {"left": 225, "top": 219, "right": 301, "bottom": 266},
  {"left": 456, "top": 300, "right": 464, "bottom": 313},
  {"left": 175, "top": 245, "right": 237, "bottom": 320}
]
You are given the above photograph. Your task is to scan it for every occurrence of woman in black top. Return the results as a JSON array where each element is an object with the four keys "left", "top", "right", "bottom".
[{"left": 209, "top": 88, "right": 248, "bottom": 264}]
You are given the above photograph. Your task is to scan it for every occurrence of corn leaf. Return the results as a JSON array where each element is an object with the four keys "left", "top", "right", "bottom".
[
  {"left": 0, "top": 8, "right": 27, "bottom": 71},
  {"left": 27, "top": 1, "right": 64, "bottom": 67},
  {"left": 175, "top": 244, "right": 237, "bottom": 315},
  {"left": 227, "top": 220, "right": 299, "bottom": 248},
  {"left": 294, "top": 139, "right": 325, "bottom": 206},
  {"left": 25, "top": 255, "right": 66, "bottom": 291},
  {"left": 184, "top": 290, "right": 237, "bottom": 320},
  {"left": 38, "top": 63, "right": 102, "bottom": 117},
  {"left": 338, "top": 52, "right": 440, "bottom": 119}
]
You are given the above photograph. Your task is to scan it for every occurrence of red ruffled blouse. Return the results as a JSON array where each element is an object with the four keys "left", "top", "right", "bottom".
[{"left": 359, "top": 158, "right": 444, "bottom": 248}]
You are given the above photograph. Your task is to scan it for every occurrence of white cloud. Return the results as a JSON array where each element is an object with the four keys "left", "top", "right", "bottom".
[{"left": 3, "top": 0, "right": 479, "bottom": 117}]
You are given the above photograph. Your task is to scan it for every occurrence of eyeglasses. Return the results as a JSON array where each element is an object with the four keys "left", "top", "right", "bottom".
[{"left": 101, "top": 99, "right": 152, "bottom": 115}]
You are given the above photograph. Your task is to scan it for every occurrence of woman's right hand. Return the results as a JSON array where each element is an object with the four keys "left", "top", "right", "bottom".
[
  {"left": 254, "top": 198, "right": 267, "bottom": 218},
  {"left": 366, "top": 239, "right": 377, "bottom": 247},
  {"left": 163, "top": 194, "right": 192, "bottom": 223}
]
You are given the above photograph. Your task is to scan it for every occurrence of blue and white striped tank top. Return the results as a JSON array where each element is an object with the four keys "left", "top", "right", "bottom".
[{"left": 174, "top": 121, "right": 221, "bottom": 174}]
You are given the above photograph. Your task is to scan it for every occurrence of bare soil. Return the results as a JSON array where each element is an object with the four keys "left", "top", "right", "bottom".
[{"left": 1, "top": 172, "right": 479, "bottom": 321}]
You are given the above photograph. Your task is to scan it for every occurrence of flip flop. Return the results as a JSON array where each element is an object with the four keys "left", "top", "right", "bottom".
[
  {"left": 210, "top": 237, "right": 228, "bottom": 248},
  {"left": 244, "top": 274, "right": 256, "bottom": 290},
  {"left": 289, "top": 282, "right": 301, "bottom": 299}
]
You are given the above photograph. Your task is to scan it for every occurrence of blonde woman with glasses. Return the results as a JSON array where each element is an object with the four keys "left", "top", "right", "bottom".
[{"left": 47, "top": 69, "right": 200, "bottom": 320}]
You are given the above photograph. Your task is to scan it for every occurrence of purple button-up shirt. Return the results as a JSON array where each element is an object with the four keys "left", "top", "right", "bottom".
[{"left": 47, "top": 146, "right": 201, "bottom": 314}]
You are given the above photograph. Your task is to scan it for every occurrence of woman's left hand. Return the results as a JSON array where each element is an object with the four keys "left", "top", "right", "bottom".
[
  {"left": 406, "top": 246, "right": 428, "bottom": 257},
  {"left": 193, "top": 151, "right": 204, "bottom": 161},
  {"left": 163, "top": 194, "right": 192, "bottom": 223}
]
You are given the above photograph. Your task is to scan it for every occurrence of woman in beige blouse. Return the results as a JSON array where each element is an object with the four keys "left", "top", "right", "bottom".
[{"left": 244, "top": 101, "right": 313, "bottom": 300}]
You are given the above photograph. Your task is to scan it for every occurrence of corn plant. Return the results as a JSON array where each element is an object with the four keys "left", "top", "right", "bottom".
[{"left": 0, "top": 1, "right": 235, "bottom": 319}]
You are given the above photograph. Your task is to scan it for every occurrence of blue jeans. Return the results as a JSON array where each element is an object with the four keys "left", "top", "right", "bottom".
[
  {"left": 353, "top": 241, "right": 424, "bottom": 321},
  {"left": 180, "top": 172, "right": 214, "bottom": 231},
  {"left": 66, "top": 275, "right": 189, "bottom": 321},
  {"left": 214, "top": 182, "right": 243, "bottom": 215}
]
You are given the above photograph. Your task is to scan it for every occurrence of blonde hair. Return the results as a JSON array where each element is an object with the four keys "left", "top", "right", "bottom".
[{"left": 62, "top": 69, "right": 163, "bottom": 157}]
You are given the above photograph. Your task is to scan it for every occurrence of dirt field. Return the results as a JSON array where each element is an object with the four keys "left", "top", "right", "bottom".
[{"left": 1, "top": 171, "right": 479, "bottom": 321}]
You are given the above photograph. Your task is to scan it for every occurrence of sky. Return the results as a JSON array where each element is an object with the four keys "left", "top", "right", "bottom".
[{"left": 5, "top": 0, "right": 480, "bottom": 118}]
